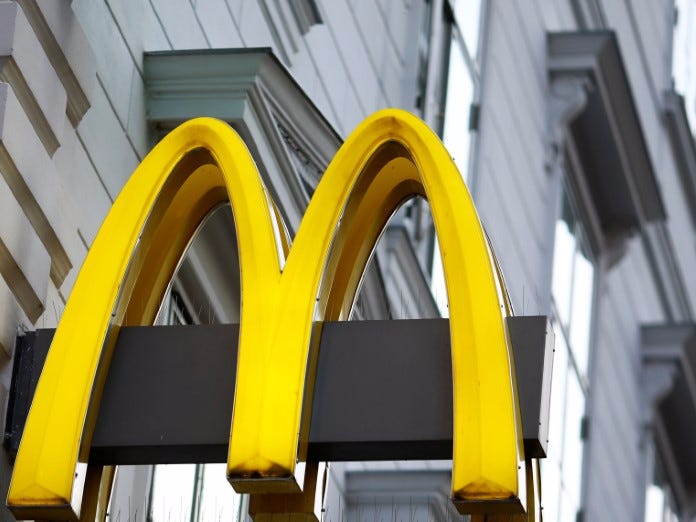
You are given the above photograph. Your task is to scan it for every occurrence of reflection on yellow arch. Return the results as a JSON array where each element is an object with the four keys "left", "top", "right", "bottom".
[{"left": 8, "top": 110, "right": 525, "bottom": 519}]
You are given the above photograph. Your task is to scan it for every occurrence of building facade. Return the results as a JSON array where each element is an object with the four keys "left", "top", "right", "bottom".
[{"left": 1, "top": 0, "right": 696, "bottom": 521}]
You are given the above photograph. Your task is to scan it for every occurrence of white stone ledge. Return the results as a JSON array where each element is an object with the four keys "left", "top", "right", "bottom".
[
  {"left": 0, "top": 277, "right": 30, "bottom": 357},
  {"left": 0, "top": 82, "right": 72, "bottom": 288},
  {"left": 0, "top": 1, "right": 67, "bottom": 155},
  {"left": 0, "top": 170, "right": 50, "bottom": 323},
  {"left": 28, "top": 0, "right": 95, "bottom": 125}
]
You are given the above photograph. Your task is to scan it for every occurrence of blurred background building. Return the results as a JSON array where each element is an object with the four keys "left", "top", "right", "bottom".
[{"left": 1, "top": 0, "right": 696, "bottom": 520}]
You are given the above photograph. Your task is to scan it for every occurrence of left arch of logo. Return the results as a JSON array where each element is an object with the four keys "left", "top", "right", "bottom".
[{"left": 7, "top": 110, "right": 525, "bottom": 519}]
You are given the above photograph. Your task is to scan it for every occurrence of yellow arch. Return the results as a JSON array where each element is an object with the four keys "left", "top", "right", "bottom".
[
  {"left": 7, "top": 120, "right": 279, "bottom": 519},
  {"left": 8, "top": 110, "right": 524, "bottom": 518}
]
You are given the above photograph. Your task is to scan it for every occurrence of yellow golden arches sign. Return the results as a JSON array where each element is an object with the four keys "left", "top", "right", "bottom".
[{"left": 8, "top": 109, "right": 525, "bottom": 519}]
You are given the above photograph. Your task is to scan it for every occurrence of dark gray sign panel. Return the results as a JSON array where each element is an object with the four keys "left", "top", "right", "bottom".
[{"left": 5, "top": 317, "right": 552, "bottom": 464}]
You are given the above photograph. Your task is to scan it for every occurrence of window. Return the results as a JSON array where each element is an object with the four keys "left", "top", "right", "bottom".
[
  {"left": 441, "top": 25, "right": 475, "bottom": 179},
  {"left": 104, "top": 333, "right": 241, "bottom": 520},
  {"left": 146, "top": 292, "right": 243, "bottom": 522},
  {"left": 414, "top": 0, "right": 433, "bottom": 114},
  {"left": 441, "top": 0, "right": 481, "bottom": 182},
  {"left": 673, "top": 0, "right": 696, "bottom": 128},
  {"left": 542, "top": 188, "right": 595, "bottom": 521},
  {"left": 106, "top": 204, "right": 244, "bottom": 522},
  {"left": 551, "top": 190, "right": 595, "bottom": 377},
  {"left": 148, "top": 462, "right": 241, "bottom": 522},
  {"left": 449, "top": 0, "right": 482, "bottom": 60},
  {"left": 431, "top": 0, "right": 482, "bottom": 316},
  {"left": 644, "top": 445, "right": 679, "bottom": 522}
]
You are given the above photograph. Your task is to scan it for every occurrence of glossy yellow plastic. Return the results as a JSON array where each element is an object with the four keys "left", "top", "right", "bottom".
[
  {"left": 7, "top": 120, "right": 278, "bottom": 518},
  {"left": 8, "top": 109, "right": 524, "bottom": 518},
  {"left": 243, "top": 110, "right": 524, "bottom": 505}
]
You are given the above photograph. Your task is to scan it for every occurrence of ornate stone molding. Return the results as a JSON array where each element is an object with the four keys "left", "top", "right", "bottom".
[
  {"left": 145, "top": 48, "right": 341, "bottom": 232},
  {"left": 546, "top": 74, "right": 590, "bottom": 174}
]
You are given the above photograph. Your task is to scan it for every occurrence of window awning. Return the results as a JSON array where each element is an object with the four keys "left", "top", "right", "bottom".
[
  {"left": 642, "top": 324, "right": 696, "bottom": 515},
  {"left": 664, "top": 90, "right": 696, "bottom": 230},
  {"left": 548, "top": 31, "right": 665, "bottom": 240}
]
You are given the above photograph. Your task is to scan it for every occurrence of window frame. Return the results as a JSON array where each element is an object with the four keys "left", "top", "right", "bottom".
[{"left": 543, "top": 148, "right": 604, "bottom": 521}]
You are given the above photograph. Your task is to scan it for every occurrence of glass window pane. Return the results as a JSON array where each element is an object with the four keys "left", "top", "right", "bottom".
[
  {"left": 442, "top": 35, "right": 474, "bottom": 180},
  {"left": 431, "top": 235, "right": 449, "bottom": 317},
  {"left": 644, "top": 484, "right": 665, "bottom": 522},
  {"left": 541, "top": 459, "right": 561, "bottom": 522},
  {"left": 645, "top": 448, "right": 681, "bottom": 522},
  {"left": 198, "top": 464, "right": 240, "bottom": 522},
  {"left": 547, "top": 321, "right": 568, "bottom": 463},
  {"left": 673, "top": 0, "right": 696, "bottom": 127},
  {"left": 559, "top": 488, "right": 578, "bottom": 522},
  {"left": 562, "top": 372, "right": 585, "bottom": 513},
  {"left": 451, "top": 0, "right": 482, "bottom": 59},
  {"left": 149, "top": 464, "right": 196, "bottom": 522},
  {"left": 569, "top": 249, "right": 594, "bottom": 374},
  {"left": 434, "top": 28, "right": 477, "bottom": 313},
  {"left": 551, "top": 219, "right": 576, "bottom": 328}
]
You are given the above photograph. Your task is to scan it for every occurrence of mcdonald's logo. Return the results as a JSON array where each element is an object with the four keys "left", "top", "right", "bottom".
[{"left": 7, "top": 109, "right": 531, "bottom": 520}]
